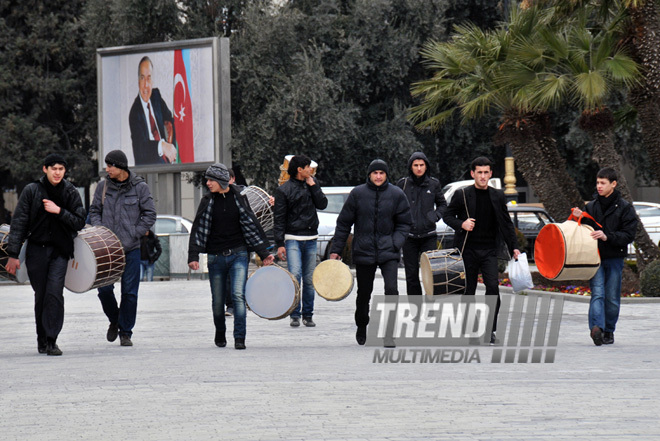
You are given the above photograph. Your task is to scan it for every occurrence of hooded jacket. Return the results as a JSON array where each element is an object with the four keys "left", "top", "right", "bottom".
[
  {"left": 330, "top": 172, "right": 411, "bottom": 265},
  {"left": 89, "top": 171, "right": 157, "bottom": 252},
  {"left": 396, "top": 152, "right": 447, "bottom": 239}
]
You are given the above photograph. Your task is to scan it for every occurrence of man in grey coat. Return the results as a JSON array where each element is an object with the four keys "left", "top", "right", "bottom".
[{"left": 89, "top": 150, "right": 157, "bottom": 347}]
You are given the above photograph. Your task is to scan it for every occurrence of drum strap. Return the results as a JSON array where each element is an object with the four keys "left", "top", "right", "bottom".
[
  {"left": 460, "top": 189, "right": 470, "bottom": 256},
  {"left": 102, "top": 180, "right": 108, "bottom": 206}
]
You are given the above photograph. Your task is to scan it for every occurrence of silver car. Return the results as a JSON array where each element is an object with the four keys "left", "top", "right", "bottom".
[{"left": 316, "top": 186, "right": 354, "bottom": 260}]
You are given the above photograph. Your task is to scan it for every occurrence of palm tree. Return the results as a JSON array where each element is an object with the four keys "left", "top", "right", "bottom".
[
  {"left": 409, "top": 13, "right": 584, "bottom": 220},
  {"left": 510, "top": 3, "right": 660, "bottom": 264}
]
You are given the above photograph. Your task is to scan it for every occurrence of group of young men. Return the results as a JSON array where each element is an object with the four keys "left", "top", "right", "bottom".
[{"left": 5, "top": 151, "right": 636, "bottom": 355}]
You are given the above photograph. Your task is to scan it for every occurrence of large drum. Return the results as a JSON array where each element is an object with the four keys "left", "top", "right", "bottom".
[
  {"left": 313, "top": 259, "right": 353, "bottom": 301},
  {"left": 278, "top": 155, "right": 318, "bottom": 186},
  {"left": 0, "top": 224, "right": 29, "bottom": 283},
  {"left": 245, "top": 265, "right": 300, "bottom": 320},
  {"left": 420, "top": 248, "right": 466, "bottom": 295},
  {"left": 242, "top": 186, "right": 274, "bottom": 231},
  {"left": 65, "top": 225, "right": 125, "bottom": 293}
]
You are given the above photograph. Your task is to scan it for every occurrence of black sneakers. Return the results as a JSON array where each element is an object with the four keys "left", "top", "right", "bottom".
[
  {"left": 46, "top": 342, "right": 62, "bottom": 356},
  {"left": 107, "top": 323, "right": 119, "bottom": 342},
  {"left": 302, "top": 317, "right": 316, "bottom": 327},
  {"left": 120, "top": 335, "right": 133, "bottom": 347},
  {"left": 215, "top": 331, "right": 227, "bottom": 348},
  {"left": 356, "top": 326, "right": 367, "bottom": 345},
  {"left": 235, "top": 338, "right": 246, "bottom": 350},
  {"left": 591, "top": 326, "right": 604, "bottom": 346},
  {"left": 603, "top": 331, "right": 614, "bottom": 345},
  {"left": 290, "top": 317, "right": 300, "bottom": 327}
]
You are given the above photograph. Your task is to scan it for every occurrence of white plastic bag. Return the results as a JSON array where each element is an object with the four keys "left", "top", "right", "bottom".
[{"left": 508, "top": 252, "right": 534, "bottom": 294}]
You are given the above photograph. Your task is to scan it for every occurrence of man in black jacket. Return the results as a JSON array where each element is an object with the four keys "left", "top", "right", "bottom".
[
  {"left": 6, "top": 153, "right": 86, "bottom": 355},
  {"left": 139, "top": 229, "right": 162, "bottom": 281},
  {"left": 330, "top": 159, "right": 411, "bottom": 345},
  {"left": 571, "top": 168, "right": 637, "bottom": 346},
  {"left": 188, "top": 163, "right": 275, "bottom": 350},
  {"left": 397, "top": 152, "right": 447, "bottom": 295},
  {"left": 274, "top": 155, "right": 328, "bottom": 327},
  {"left": 444, "top": 157, "right": 520, "bottom": 344}
]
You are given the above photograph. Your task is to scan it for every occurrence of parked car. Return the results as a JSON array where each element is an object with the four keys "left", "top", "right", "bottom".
[
  {"left": 630, "top": 201, "right": 660, "bottom": 254},
  {"left": 441, "top": 178, "right": 501, "bottom": 204},
  {"left": 317, "top": 186, "right": 354, "bottom": 260},
  {"left": 154, "top": 215, "right": 193, "bottom": 235},
  {"left": 437, "top": 203, "right": 555, "bottom": 260}
]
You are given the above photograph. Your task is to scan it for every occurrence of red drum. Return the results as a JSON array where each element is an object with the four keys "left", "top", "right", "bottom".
[
  {"left": 64, "top": 226, "right": 125, "bottom": 293},
  {"left": 246, "top": 265, "right": 300, "bottom": 320},
  {"left": 0, "top": 224, "right": 29, "bottom": 283}
]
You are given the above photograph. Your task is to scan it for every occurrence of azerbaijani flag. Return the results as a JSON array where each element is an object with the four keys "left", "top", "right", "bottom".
[{"left": 173, "top": 49, "right": 194, "bottom": 163}]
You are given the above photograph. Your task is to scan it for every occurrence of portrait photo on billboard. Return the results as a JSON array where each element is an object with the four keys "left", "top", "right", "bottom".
[{"left": 97, "top": 38, "right": 227, "bottom": 172}]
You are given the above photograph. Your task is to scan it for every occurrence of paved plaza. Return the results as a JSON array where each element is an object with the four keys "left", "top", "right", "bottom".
[{"left": 1, "top": 272, "right": 659, "bottom": 441}]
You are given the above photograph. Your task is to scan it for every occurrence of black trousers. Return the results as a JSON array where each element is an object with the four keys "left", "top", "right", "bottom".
[
  {"left": 354, "top": 260, "right": 399, "bottom": 328},
  {"left": 402, "top": 235, "right": 437, "bottom": 295},
  {"left": 463, "top": 247, "right": 501, "bottom": 332},
  {"left": 25, "top": 242, "right": 68, "bottom": 344}
]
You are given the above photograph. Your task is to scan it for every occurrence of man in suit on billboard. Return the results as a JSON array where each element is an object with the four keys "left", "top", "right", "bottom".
[{"left": 129, "top": 56, "right": 178, "bottom": 165}]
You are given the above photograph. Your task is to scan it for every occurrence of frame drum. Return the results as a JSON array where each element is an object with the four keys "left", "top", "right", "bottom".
[
  {"left": 242, "top": 186, "right": 274, "bottom": 231},
  {"left": 246, "top": 265, "right": 300, "bottom": 320},
  {"left": 420, "top": 248, "right": 466, "bottom": 295},
  {"left": 65, "top": 225, "right": 125, "bottom": 293},
  {"left": 0, "top": 224, "right": 29, "bottom": 283},
  {"left": 313, "top": 259, "right": 353, "bottom": 301}
]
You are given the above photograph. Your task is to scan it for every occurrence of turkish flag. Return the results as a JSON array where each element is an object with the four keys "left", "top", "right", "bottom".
[{"left": 173, "top": 49, "right": 194, "bottom": 163}]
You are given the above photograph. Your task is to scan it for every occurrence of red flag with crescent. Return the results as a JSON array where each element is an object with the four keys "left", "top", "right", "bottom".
[{"left": 173, "top": 49, "right": 194, "bottom": 163}]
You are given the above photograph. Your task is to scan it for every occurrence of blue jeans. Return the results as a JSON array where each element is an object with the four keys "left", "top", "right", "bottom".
[
  {"left": 589, "top": 257, "right": 624, "bottom": 332},
  {"left": 286, "top": 239, "right": 317, "bottom": 318},
  {"left": 208, "top": 251, "right": 248, "bottom": 339},
  {"left": 98, "top": 248, "right": 141, "bottom": 337},
  {"left": 140, "top": 260, "right": 154, "bottom": 281}
]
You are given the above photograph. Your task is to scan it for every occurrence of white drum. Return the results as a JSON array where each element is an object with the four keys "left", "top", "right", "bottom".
[
  {"left": 313, "top": 259, "right": 353, "bottom": 301},
  {"left": 245, "top": 265, "right": 300, "bottom": 320},
  {"left": 65, "top": 225, "right": 125, "bottom": 293},
  {"left": 0, "top": 224, "right": 29, "bottom": 283}
]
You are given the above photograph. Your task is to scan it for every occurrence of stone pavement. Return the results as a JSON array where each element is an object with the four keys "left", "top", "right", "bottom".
[{"left": 1, "top": 272, "right": 659, "bottom": 441}]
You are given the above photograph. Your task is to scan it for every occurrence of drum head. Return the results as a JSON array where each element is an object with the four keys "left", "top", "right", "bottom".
[
  {"left": 246, "top": 266, "right": 299, "bottom": 320},
  {"left": 420, "top": 252, "right": 434, "bottom": 296},
  {"left": 313, "top": 259, "right": 353, "bottom": 301},
  {"left": 15, "top": 241, "right": 28, "bottom": 283},
  {"left": 65, "top": 235, "right": 98, "bottom": 293}
]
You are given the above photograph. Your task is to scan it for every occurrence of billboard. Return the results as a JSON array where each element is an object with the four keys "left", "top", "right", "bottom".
[{"left": 96, "top": 37, "right": 230, "bottom": 173}]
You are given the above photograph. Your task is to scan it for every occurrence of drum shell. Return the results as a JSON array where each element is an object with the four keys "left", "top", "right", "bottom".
[
  {"left": 313, "top": 259, "right": 354, "bottom": 301},
  {"left": 0, "top": 224, "right": 29, "bottom": 283},
  {"left": 242, "top": 186, "right": 274, "bottom": 231},
  {"left": 420, "top": 249, "right": 466, "bottom": 295},
  {"left": 65, "top": 225, "right": 126, "bottom": 293},
  {"left": 535, "top": 221, "right": 600, "bottom": 281},
  {"left": 246, "top": 265, "right": 300, "bottom": 320}
]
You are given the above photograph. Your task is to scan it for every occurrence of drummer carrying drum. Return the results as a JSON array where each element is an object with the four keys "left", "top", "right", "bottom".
[
  {"left": 443, "top": 157, "right": 520, "bottom": 345},
  {"left": 274, "top": 155, "right": 328, "bottom": 328},
  {"left": 5, "top": 153, "right": 86, "bottom": 356},
  {"left": 188, "top": 163, "right": 274, "bottom": 350}
]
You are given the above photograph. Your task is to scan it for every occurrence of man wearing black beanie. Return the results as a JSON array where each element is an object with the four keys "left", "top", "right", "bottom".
[
  {"left": 330, "top": 159, "right": 411, "bottom": 346},
  {"left": 89, "top": 149, "right": 156, "bottom": 347},
  {"left": 6, "top": 153, "right": 86, "bottom": 355}
]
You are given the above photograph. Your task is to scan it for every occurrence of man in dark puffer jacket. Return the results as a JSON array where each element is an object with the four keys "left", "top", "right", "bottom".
[
  {"left": 397, "top": 152, "right": 447, "bottom": 295},
  {"left": 330, "top": 159, "right": 411, "bottom": 346},
  {"left": 6, "top": 153, "right": 86, "bottom": 356}
]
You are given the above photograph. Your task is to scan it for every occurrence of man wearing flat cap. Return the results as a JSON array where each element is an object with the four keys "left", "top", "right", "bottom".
[
  {"left": 6, "top": 153, "right": 86, "bottom": 356},
  {"left": 89, "top": 149, "right": 157, "bottom": 347},
  {"left": 188, "top": 163, "right": 275, "bottom": 350},
  {"left": 330, "top": 159, "right": 411, "bottom": 346}
]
